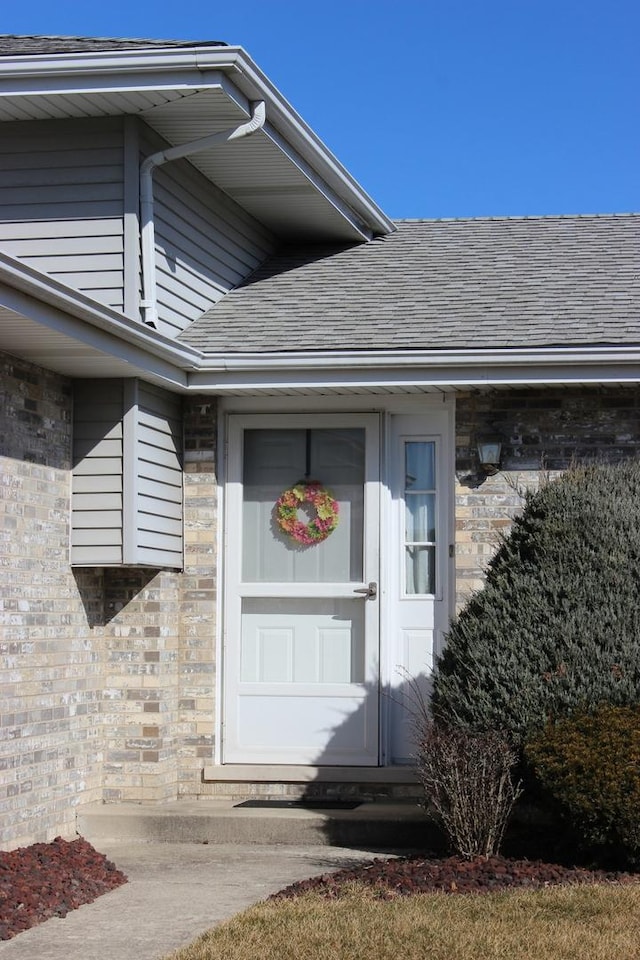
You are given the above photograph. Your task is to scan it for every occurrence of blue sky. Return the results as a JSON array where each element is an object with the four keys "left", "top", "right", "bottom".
[{"left": 2, "top": 1, "right": 638, "bottom": 219}]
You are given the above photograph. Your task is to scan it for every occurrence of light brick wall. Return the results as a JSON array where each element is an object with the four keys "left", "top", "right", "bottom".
[
  {"left": 0, "top": 354, "right": 103, "bottom": 848},
  {"left": 454, "top": 385, "right": 640, "bottom": 607},
  {"left": 177, "top": 398, "right": 218, "bottom": 796},
  {"left": 0, "top": 356, "right": 220, "bottom": 846},
  {"left": 100, "top": 567, "right": 181, "bottom": 803}
]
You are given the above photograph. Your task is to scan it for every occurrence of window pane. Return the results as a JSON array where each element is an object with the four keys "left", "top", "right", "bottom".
[
  {"left": 405, "top": 545, "right": 435, "bottom": 595},
  {"left": 405, "top": 493, "right": 436, "bottom": 542},
  {"left": 242, "top": 428, "right": 364, "bottom": 582},
  {"left": 405, "top": 442, "right": 435, "bottom": 490}
]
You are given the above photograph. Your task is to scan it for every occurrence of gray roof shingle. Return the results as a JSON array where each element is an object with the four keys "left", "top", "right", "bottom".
[
  {"left": 0, "top": 36, "right": 226, "bottom": 56},
  {"left": 179, "top": 214, "right": 640, "bottom": 354}
]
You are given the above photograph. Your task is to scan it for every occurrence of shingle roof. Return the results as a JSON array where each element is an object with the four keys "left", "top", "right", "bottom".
[
  {"left": 179, "top": 214, "right": 640, "bottom": 354},
  {"left": 0, "top": 36, "right": 226, "bottom": 56}
]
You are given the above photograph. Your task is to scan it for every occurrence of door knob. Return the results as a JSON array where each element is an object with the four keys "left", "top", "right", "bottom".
[{"left": 353, "top": 582, "right": 377, "bottom": 600}]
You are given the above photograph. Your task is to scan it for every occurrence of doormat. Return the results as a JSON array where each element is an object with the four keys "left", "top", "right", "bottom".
[{"left": 234, "top": 799, "right": 363, "bottom": 810}]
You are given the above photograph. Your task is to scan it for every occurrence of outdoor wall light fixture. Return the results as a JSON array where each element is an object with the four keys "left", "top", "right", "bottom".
[{"left": 476, "top": 438, "right": 502, "bottom": 475}]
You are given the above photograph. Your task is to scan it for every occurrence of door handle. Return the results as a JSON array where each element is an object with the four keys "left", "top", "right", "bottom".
[{"left": 353, "top": 582, "right": 377, "bottom": 600}]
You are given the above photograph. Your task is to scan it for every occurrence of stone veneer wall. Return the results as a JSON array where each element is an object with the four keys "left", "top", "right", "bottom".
[
  {"left": 454, "top": 385, "right": 640, "bottom": 607},
  {"left": 98, "top": 566, "right": 181, "bottom": 804}
]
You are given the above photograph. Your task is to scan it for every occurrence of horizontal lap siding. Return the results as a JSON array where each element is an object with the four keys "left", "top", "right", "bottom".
[
  {"left": 71, "top": 380, "right": 124, "bottom": 565},
  {"left": 134, "top": 384, "right": 183, "bottom": 568},
  {"left": 141, "top": 126, "right": 274, "bottom": 338},
  {"left": 0, "top": 118, "right": 125, "bottom": 310},
  {"left": 71, "top": 380, "right": 184, "bottom": 568}
]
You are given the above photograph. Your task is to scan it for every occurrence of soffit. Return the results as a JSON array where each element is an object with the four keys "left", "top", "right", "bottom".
[
  {"left": 0, "top": 270, "right": 192, "bottom": 390},
  {"left": 0, "top": 305, "right": 138, "bottom": 377},
  {"left": 0, "top": 67, "right": 378, "bottom": 241}
]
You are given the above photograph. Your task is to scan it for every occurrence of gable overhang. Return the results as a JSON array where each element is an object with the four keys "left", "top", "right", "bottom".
[{"left": 0, "top": 45, "right": 393, "bottom": 242}]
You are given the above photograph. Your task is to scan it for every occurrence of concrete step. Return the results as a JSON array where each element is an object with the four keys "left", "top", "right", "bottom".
[{"left": 77, "top": 799, "right": 437, "bottom": 849}]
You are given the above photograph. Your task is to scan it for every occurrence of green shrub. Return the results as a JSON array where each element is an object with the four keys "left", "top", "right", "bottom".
[
  {"left": 432, "top": 462, "right": 640, "bottom": 743},
  {"left": 415, "top": 723, "right": 522, "bottom": 859},
  {"left": 525, "top": 705, "right": 640, "bottom": 863}
]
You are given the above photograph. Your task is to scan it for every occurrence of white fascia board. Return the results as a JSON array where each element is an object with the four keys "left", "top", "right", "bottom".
[
  {"left": 0, "top": 66, "right": 228, "bottom": 97},
  {"left": 0, "top": 45, "right": 393, "bottom": 239},
  {"left": 187, "top": 365, "right": 640, "bottom": 392}
]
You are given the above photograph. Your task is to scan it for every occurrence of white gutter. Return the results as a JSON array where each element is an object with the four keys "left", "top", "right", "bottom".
[
  {"left": 186, "top": 345, "right": 640, "bottom": 371},
  {"left": 139, "top": 99, "right": 266, "bottom": 327},
  {"left": 185, "top": 346, "right": 640, "bottom": 391}
]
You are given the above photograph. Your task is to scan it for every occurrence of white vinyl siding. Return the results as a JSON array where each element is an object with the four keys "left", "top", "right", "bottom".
[
  {"left": 0, "top": 117, "right": 275, "bottom": 335},
  {"left": 140, "top": 125, "right": 274, "bottom": 338},
  {"left": 71, "top": 379, "right": 183, "bottom": 568},
  {"left": 71, "top": 380, "right": 124, "bottom": 565},
  {"left": 134, "top": 383, "right": 183, "bottom": 567},
  {"left": 0, "top": 118, "right": 125, "bottom": 311}
]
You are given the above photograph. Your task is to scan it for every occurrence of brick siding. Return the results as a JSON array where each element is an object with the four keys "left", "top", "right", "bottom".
[
  {"left": 455, "top": 385, "right": 640, "bottom": 606},
  {"left": 0, "top": 353, "right": 220, "bottom": 846},
  {"left": 0, "top": 354, "right": 102, "bottom": 847}
]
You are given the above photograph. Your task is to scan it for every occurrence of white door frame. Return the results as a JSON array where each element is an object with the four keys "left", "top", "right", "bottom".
[{"left": 215, "top": 395, "right": 455, "bottom": 768}]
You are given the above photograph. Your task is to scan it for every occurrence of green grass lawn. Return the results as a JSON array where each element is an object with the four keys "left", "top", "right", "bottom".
[{"left": 165, "top": 882, "right": 640, "bottom": 960}]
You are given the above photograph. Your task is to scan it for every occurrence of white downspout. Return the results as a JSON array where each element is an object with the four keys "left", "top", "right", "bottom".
[{"left": 139, "top": 100, "right": 266, "bottom": 328}]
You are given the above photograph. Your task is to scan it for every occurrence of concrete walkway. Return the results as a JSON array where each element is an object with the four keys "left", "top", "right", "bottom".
[{"left": 0, "top": 841, "right": 389, "bottom": 960}]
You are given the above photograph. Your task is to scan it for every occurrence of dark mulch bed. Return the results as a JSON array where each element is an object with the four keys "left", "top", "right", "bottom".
[
  {"left": 2, "top": 840, "right": 638, "bottom": 942},
  {"left": 0, "top": 836, "right": 127, "bottom": 940},
  {"left": 271, "top": 854, "right": 640, "bottom": 901}
]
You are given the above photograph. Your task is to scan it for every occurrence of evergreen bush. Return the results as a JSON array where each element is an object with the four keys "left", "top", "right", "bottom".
[
  {"left": 525, "top": 705, "right": 640, "bottom": 864},
  {"left": 432, "top": 462, "right": 640, "bottom": 743}
]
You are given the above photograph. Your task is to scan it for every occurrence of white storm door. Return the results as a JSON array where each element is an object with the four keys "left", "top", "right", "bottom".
[{"left": 223, "top": 414, "right": 380, "bottom": 765}]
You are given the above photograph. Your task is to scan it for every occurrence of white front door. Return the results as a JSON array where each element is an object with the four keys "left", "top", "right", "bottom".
[{"left": 223, "top": 413, "right": 380, "bottom": 765}]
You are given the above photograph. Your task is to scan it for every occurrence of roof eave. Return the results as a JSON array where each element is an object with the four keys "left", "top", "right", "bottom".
[
  {"left": 0, "top": 44, "right": 394, "bottom": 239},
  {"left": 0, "top": 253, "right": 199, "bottom": 390},
  {"left": 3, "top": 253, "right": 639, "bottom": 393},
  {"left": 211, "top": 48, "right": 396, "bottom": 237}
]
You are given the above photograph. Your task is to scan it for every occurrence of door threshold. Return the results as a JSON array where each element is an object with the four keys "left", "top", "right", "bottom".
[{"left": 203, "top": 764, "right": 418, "bottom": 784}]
